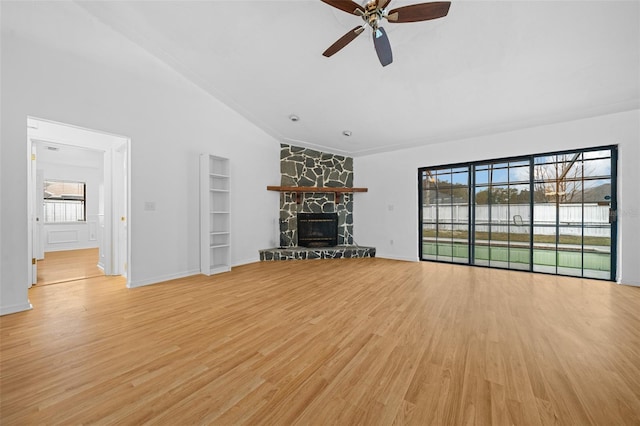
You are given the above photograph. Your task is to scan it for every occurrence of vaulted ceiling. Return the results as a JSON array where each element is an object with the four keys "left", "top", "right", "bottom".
[{"left": 6, "top": 1, "right": 640, "bottom": 156}]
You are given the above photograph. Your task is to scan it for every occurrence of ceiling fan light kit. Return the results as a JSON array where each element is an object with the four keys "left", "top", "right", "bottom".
[{"left": 321, "top": 0, "right": 451, "bottom": 67}]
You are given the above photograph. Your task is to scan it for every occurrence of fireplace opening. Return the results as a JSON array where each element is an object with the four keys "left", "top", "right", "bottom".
[{"left": 297, "top": 213, "right": 338, "bottom": 247}]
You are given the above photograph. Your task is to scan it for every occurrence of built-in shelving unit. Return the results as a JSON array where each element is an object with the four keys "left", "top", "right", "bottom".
[{"left": 200, "top": 155, "right": 231, "bottom": 275}]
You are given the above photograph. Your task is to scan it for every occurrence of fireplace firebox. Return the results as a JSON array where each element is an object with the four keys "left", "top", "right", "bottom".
[{"left": 297, "top": 213, "right": 338, "bottom": 247}]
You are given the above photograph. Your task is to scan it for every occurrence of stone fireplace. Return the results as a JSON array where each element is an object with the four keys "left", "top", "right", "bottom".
[
  {"left": 278, "top": 144, "right": 353, "bottom": 248},
  {"left": 259, "top": 144, "right": 375, "bottom": 261}
]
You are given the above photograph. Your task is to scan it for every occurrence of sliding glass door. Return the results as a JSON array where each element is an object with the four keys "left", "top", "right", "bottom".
[
  {"left": 532, "top": 149, "right": 615, "bottom": 279},
  {"left": 419, "top": 146, "right": 617, "bottom": 280},
  {"left": 421, "top": 167, "right": 469, "bottom": 263},
  {"left": 473, "top": 160, "right": 531, "bottom": 271}
]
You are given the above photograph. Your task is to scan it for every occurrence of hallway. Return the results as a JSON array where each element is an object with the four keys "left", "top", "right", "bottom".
[{"left": 36, "top": 248, "right": 103, "bottom": 285}]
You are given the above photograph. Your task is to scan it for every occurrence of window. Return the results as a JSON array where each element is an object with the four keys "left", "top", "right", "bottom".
[
  {"left": 43, "top": 180, "right": 86, "bottom": 223},
  {"left": 419, "top": 146, "right": 617, "bottom": 280}
]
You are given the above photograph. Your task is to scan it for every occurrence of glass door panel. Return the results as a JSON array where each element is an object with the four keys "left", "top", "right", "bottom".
[
  {"left": 420, "top": 167, "right": 469, "bottom": 263},
  {"left": 421, "top": 171, "right": 438, "bottom": 261},
  {"left": 437, "top": 226, "right": 454, "bottom": 261},
  {"left": 452, "top": 224, "right": 469, "bottom": 263},
  {"left": 488, "top": 180, "right": 509, "bottom": 268},
  {"left": 508, "top": 181, "right": 530, "bottom": 270},
  {"left": 582, "top": 174, "right": 612, "bottom": 279},
  {"left": 557, "top": 226, "right": 583, "bottom": 277},
  {"left": 533, "top": 226, "right": 557, "bottom": 274},
  {"left": 474, "top": 165, "right": 492, "bottom": 266},
  {"left": 583, "top": 226, "right": 611, "bottom": 279},
  {"left": 422, "top": 223, "right": 437, "bottom": 260}
]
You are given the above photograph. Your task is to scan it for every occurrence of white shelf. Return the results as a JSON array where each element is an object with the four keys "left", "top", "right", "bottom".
[{"left": 200, "top": 154, "right": 231, "bottom": 276}]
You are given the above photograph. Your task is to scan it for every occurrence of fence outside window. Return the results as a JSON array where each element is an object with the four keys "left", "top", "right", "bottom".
[{"left": 43, "top": 180, "right": 86, "bottom": 223}]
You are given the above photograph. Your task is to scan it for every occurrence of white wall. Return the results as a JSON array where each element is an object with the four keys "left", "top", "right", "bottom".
[
  {"left": 354, "top": 110, "right": 640, "bottom": 286},
  {"left": 1, "top": 3, "right": 281, "bottom": 315}
]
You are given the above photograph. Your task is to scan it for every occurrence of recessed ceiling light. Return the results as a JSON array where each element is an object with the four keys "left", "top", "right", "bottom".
[
  {"left": 342, "top": 130, "right": 352, "bottom": 137},
  {"left": 289, "top": 114, "right": 300, "bottom": 122}
]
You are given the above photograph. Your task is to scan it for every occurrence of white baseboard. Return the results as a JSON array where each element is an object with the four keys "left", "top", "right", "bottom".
[
  {"left": 376, "top": 254, "right": 419, "bottom": 262},
  {"left": 0, "top": 301, "right": 33, "bottom": 316},
  {"left": 127, "top": 260, "right": 262, "bottom": 288},
  {"left": 127, "top": 269, "right": 200, "bottom": 289},
  {"left": 233, "top": 256, "right": 260, "bottom": 268}
]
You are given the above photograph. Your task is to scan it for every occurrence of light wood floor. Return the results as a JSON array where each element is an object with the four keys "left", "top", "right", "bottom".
[
  {"left": 36, "top": 248, "right": 103, "bottom": 285},
  {"left": 2, "top": 258, "right": 640, "bottom": 425}
]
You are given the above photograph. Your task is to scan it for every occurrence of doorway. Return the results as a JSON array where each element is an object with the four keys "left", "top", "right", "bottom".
[{"left": 27, "top": 117, "right": 130, "bottom": 288}]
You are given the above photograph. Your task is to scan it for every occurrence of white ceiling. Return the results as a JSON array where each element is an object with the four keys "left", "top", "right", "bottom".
[{"left": 6, "top": 1, "right": 640, "bottom": 156}]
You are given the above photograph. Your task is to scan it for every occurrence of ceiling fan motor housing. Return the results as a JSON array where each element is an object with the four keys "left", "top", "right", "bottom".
[{"left": 364, "top": 0, "right": 384, "bottom": 30}]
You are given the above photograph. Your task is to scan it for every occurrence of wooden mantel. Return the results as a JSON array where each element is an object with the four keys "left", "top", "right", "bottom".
[{"left": 267, "top": 186, "right": 368, "bottom": 204}]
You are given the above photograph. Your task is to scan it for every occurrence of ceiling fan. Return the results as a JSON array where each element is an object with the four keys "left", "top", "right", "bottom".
[{"left": 321, "top": 0, "right": 451, "bottom": 66}]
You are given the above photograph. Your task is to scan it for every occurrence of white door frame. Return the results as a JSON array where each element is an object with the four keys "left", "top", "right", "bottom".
[{"left": 26, "top": 117, "right": 131, "bottom": 287}]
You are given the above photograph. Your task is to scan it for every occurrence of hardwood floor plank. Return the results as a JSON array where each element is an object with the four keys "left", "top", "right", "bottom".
[
  {"left": 36, "top": 248, "right": 102, "bottom": 285},
  {"left": 2, "top": 258, "right": 640, "bottom": 424}
]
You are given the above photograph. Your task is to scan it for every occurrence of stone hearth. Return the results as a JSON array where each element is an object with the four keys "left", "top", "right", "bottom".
[{"left": 260, "top": 246, "right": 376, "bottom": 261}]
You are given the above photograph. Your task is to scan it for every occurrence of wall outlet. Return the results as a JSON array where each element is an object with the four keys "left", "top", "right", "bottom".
[
  {"left": 390, "top": 239, "right": 394, "bottom": 245},
  {"left": 144, "top": 201, "right": 156, "bottom": 211}
]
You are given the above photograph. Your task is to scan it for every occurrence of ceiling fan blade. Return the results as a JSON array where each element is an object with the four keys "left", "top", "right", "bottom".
[
  {"left": 320, "top": 0, "right": 365, "bottom": 16},
  {"left": 378, "top": 0, "right": 392, "bottom": 10},
  {"left": 323, "top": 26, "right": 366, "bottom": 57},
  {"left": 373, "top": 27, "right": 393, "bottom": 67},
  {"left": 387, "top": 1, "right": 451, "bottom": 23}
]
